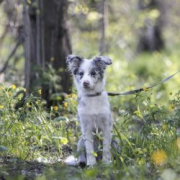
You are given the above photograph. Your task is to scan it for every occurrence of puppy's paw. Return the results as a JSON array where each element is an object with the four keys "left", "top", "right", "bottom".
[
  {"left": 86, "top": 156, "right": 96, "bottom": 166},
  {"left": 64, "top": 155, "right": 78, "bottom": 166},
  {"left": 102, "top": 153, "right": 111, "bottom": 164},
  {"left": 78, "top": 154, "right": 86, "bottom": 168}
]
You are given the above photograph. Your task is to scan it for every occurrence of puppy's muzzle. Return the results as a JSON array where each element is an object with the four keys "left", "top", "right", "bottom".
[{"left": 83, "top": 81, "right": 90, "bottom": 88}]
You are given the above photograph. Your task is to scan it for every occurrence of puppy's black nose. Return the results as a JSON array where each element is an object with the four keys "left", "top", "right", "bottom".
[{"left": 83, "top": 81, "right": 90, "bottom": 87}]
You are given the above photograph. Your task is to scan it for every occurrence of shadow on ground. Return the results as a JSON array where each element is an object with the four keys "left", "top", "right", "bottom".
[{"left": 0, "top": 157, "right": 82, "bottom": 180}]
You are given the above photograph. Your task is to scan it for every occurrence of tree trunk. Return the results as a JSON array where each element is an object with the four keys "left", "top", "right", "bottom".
[
  {"left": 99, "top": 0, "right": 108, "bottom": 55},
  {"left": 137, "top": 0, "right": 165, "bottom": 52},
  {"left": 42, "top": 0, "right": 72, "bottom": 93},
  {"left": 23, "top": 1, "right": 31, "bottom": 93},
  {"left": 23, "top": 0, "right": 72, "bottom": 105}
]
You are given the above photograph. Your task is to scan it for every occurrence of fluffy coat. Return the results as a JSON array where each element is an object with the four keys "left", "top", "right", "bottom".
[{"left": 66, "top": 55, "right": 113, "bottom": 166}]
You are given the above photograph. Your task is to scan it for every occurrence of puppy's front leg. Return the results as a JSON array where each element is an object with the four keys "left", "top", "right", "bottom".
[
  {"left": 102, "top": 125, "right": 112, "bottom": 164},
  {"left": 80, "top": 115, "right": 96, "bottom": 166},
  {"left": 84, "top": 130, "right": 96, "bottom": 166},
  {"left": 77, "top": 136, "right": 86, "bottom": 167}
]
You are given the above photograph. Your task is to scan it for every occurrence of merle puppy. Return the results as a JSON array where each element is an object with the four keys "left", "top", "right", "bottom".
[{"left": 66, "top": 55, "right": 113, "bottom": 166}]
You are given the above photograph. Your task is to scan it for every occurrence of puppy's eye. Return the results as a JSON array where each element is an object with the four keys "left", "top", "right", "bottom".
[
  {"left": 91, "top": 71, "right": 96, "bottom": 76},
  {"left": 79, "top": 72, "right": 84, "bottom": 76}
]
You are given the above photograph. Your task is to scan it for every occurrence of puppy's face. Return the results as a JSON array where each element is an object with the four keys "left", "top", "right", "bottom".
[{"left": 67, "top": 55, "right": 112, "bottom": 91}]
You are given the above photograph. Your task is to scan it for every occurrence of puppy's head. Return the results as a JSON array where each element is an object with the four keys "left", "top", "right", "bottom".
[{"left": 66, "top": 55, "right": 112, "bottom": 91}]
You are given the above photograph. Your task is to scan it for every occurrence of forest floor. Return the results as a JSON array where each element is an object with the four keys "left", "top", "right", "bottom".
[
  {"left": 0, "top": 157, "right": 46, "bottom": 180},
  {"left": 0, "top": 157, "right": 81, "bottom": 180},
  {"left": 0, "top": 51, "right": 180, "bottom": 180}
]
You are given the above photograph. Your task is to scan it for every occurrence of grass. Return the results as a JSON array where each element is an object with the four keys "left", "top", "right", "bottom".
[{"left": 0, "top": 50, "right": 180, "bottom": 179}]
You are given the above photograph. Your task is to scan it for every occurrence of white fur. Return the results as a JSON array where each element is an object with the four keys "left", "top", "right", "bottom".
[
  {"left": 64, "top": 155, "right": 78, "bottom": 166},
  {"left": 67, "top": 55, "right": 113, "bottom": 166},
  {"left": 78, "top": 91, "right": 110, "bottom": 115},
  {"left": 74, "top": 59, "right": 105, "bottom": 96},
  {"left": 78, "top": 93, "right": 112, "bottom": 166}
]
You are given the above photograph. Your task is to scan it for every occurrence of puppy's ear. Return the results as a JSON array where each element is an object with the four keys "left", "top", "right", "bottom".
[
  {"left": 66, "top": 55, "right": 83, "bottom": 75},
  {"left": 93, "top": 56, "right": 112, "bottom": 69}
]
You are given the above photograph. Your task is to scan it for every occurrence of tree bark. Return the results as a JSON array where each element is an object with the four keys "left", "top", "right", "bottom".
[
  {"left": 137, "top": 0, "right": 165, "bottom": 52},
  {"left": 23, "top": 0, "right": 72, "bottom": 104},
  {"left": 23, "top": 2, "right": 31, "bottom": 92},
  {"left": 42, "top": 0, "right": 72, "bottom": 94},
  {"left": 99, "top": 0, "right": 108, "bottom": 55}
]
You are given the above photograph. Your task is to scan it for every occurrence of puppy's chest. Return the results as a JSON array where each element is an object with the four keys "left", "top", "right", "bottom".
[{"left": 78, "top": 96, "right": 110, "bottom": 115}]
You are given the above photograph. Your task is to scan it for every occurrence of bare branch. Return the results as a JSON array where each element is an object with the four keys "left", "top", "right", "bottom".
[
  {"left": 0, "top": 38, "right": 22, "bottom": 74},
  {"left": 0, "top": 25, "right": 8, "bottom": 48}
]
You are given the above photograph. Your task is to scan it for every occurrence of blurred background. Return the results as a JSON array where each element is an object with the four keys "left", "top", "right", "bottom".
[
  {"left": 0, "top": 0, "right": 180, "bottom": 105},
  {"left": 0, "top": 1, "right": 180, "bottom": 179}
]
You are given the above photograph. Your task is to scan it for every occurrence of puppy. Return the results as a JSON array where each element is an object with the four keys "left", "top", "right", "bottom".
[{"left": 66, "top": 55, "right": 113, "bottom": 166}]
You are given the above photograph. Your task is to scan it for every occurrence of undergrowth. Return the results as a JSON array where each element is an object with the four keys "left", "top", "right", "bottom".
[
  {"left": 0, "top": 83, "right": 179, "bottom": 179},
  {"left": 0, "top": 50, "right": 180, "bottom": 179}
]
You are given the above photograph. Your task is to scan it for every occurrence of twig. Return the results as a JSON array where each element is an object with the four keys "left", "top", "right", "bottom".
[
  {"left": 0, "top": 38, "right": 22, "bottom": 74},
  {"left": 0, "top": 25, "right": 8, "bottom": 48}
]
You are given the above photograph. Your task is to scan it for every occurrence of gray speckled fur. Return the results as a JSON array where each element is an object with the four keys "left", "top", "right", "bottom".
[{"left": 66, "top": 55, "right": 113, "bottom": 166}]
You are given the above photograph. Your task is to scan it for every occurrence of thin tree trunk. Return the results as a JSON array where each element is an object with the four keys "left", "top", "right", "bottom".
[
  {"left": 36, "top": 0, "right": 41, "bottom": 66},
  {"left": 23, "top": 2, "right": 31, "bottom": 93},
  {"left": 99, "top": 0, "right": 108, "bottom": 55}
]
